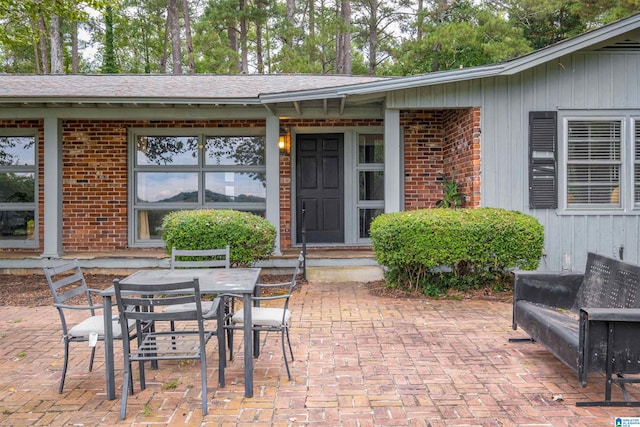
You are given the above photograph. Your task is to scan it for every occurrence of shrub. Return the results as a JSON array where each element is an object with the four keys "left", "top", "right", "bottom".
[
  {"left": 162, "top": 209, "right": 277, "bottom": 267},
  {"left": 369, "top": 208, "right": 544, "bottom": 294}
]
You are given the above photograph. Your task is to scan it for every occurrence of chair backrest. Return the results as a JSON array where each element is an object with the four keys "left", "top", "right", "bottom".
[
  {"left": 171, "top": 246, "right": 230, "bottom": 269},
  {"left": 44, "top": 259, "right": 94, "bottom": 311},
  {"left": 113, "top": 278, "right": 204, "bottom": 324},
  {"left": 288, "top": 251, "right": 305, "bottom": 293},
  {"left": 255, "top": 251, "right": 304, "bottom": 300}
]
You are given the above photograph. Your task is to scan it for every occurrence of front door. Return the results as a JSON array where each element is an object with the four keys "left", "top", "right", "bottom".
[{"left": 296, "top": 134, "right": 344, "bottom": 243}]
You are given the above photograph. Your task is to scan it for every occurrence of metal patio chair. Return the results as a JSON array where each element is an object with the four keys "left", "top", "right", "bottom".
[
  {"left": 113, "top": 277, "right": 218, "bottom": 419},
  {"left": 166, "top": 246, "right": 230, "bottom": 331},
  {"left": 44, "top": 259, "right": 135, "bottom": 393},
  {"left": 225, "top": 251, "right": 304, "bottom": 380}
]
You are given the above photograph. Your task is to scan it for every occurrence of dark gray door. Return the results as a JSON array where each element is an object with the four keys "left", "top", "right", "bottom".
[{"left": 296, "top": 134, "right": 344, "bottom": 243}]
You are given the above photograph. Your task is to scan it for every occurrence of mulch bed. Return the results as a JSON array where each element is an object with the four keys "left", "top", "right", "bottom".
[
  {"left": 0, "top": 273, "right": 512, "bottom": 307},
  {"left": 0, "top": 273, "right": 295, "bottom": 307}
]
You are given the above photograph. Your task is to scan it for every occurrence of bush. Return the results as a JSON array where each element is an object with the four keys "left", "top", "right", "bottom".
[
  {"left": 162, "top": 209, "right": 277, "bottom": 267},
  {"left": 369, "top": 208, "right": 544, "bottom": 294}
]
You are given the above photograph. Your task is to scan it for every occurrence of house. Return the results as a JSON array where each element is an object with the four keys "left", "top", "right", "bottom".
[{"left": 2, "top": 13, "right": 640, "bottom": 273}]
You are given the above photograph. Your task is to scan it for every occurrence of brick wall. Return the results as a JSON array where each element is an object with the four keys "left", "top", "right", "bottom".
[
  {"left": 1, "top": 111, "right": 480, "bottom": 253},
  {"left": 442, "top": 108, "right": 481, "bottom": 207},
  {"left": 402, "top": 108, "right": 480, "bottom": 210}
]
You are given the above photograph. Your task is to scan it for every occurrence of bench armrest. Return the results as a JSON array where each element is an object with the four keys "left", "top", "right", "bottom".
[
  {"left": 580, "top": 307, "right": 640, "bottom": 322},
  {"left": 514, "top": 271, "right": 584, "bottom": 308}
]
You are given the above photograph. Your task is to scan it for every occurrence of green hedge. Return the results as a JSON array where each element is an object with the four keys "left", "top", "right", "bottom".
[
  {"left": 162, "top": 209, "right": 277, "bottom": 267},
  {"left": 369, "top": 208, "right": 544, "bottom": 292}
]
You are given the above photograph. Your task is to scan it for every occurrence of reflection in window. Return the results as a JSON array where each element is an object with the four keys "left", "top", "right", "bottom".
[
  {"left": 136, "top": 172, "right": 199, "bottom": 203},
  {"left": 0, "top": 135, "right": 36, "bottom": 245},
  {"left": 205, "top": 172, "right": 266, "bottom": 202},
  {"left": 359, "top": 171, "right": 384, "bottom": 201},
  {"left": 0, "top": 136, "right": 35, "bottom": 166},
  {"left": 359, "top": 208, "right": 383, "bottom": 239},
  {"left": 136, "top": 136, "right": 198, "bottom": 166},
  {"left": 359, "top": 134, "right": 384, "bottom": 163},
  {"left": 0, "top": 173, "right": 35, "bottom": 203},
  {"left": 205, "top": 136, "right": 265, "bottom": 166},
  {"left": 132, "top": 132, "right": 267, "bottom": 245}
]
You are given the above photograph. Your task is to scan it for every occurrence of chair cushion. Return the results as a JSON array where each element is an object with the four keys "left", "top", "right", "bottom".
[
  {"left": 162, "top": 300, "right": 218, "bottom": 319},
  {"left": 68, "top": 316, "right": 133, "bottom": 340},
  {"left": 232, "top": 307, "right": 291, "bottom": 328}
]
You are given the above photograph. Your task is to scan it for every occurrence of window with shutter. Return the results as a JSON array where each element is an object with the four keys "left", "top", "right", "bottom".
[
  {"left": 566, "top": 120, "right": 621, "bottom": 208},
  {"left": 529, "top": 111, "right": 557, "bottom": 209}
]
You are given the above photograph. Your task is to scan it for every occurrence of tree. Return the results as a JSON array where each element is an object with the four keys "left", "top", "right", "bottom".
[
  {"left": 101, "top": 6, "right": 117, "bottom": 73},
  {"left": 391, "top": 0, "right": 531, "bottom": 75},
  {"left": 336, "top": 0, "right": 352, "bottom": 74},
  {"left": 168, "top": 0, "right": 182, "bottom": 73}
]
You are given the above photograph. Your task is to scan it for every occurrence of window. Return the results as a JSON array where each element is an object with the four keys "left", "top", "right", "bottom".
[
  {"left": 0, "top": 134, "right": 37, "bottom": 247},
  {"left": 356, "top": 134, "right": 384, "bottom": 239},
  {"left": 557, "top": 116, "right": 640, "bottom": 212},
  {"left": 566, "top": 120, "right": 621, "bottom": 208},
  {"left": 131, "top": 131, "right": 265, "bottom": 245},
  {"left": 635, "top": 121, "right": 640, "bottom": 207}
]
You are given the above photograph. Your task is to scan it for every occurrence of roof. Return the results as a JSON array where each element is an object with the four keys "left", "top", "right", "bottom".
[
  {"left": 330, "top": 12, "right": 640, "bottom": 97},
  {"left": 0, "top": 74, "right": 392, "bottom": 105},
  {"left": 0, "top": 12, "right": 639, "bottom": 106}
]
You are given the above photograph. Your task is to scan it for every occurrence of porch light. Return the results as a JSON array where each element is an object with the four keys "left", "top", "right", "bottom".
[{"left": 279, "top": 128, "right": 290, "bottom": 155}]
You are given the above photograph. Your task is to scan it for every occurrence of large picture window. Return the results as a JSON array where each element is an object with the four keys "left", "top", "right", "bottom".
[
  {"left": 0, "top": 134, "right": 37, "bottom": 247},
  {"left": 131, "top": 131, "right": 265, "bottom": 245}
]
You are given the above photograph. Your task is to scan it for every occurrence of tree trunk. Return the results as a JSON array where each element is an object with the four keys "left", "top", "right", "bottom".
[
  {"left": 286, "top": 0, "right": 295, "bottom": 49},
  {"left": 417, "top": 0, "right": 424, "bottom": 41},
  {"left": 337, "top": 0, "right": 351, "bottom": 75},
  {"left": 256, "top": 0, "right": 265, "bottom": 73},
  {"left": 239, "top": 0, "right": 248, "bottom": 73},
  {"left": 168, "top": 0, "right": 182, "bottom": 74},
  {"left": 181, "top": 0, "right": 195, "bottom": 74},
  {"left": 71, "top": 21, "right": 79, "bottom": 74},
  {"left": 38, "top": 14, "right": 49, "bottom": 74},
  {"left": 160, "top": 18, "right": 170, "bottom": 72},
  {"left": 50, "top": 14, "right": 63, "bottom": 74},
  {"left": 368, "top": 0, "right": 377, "bottom": 75}
]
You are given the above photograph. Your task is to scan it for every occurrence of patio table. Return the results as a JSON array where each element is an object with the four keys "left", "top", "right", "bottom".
[{"left": 100, "top": 267, "right": 261, "bottom": 400}]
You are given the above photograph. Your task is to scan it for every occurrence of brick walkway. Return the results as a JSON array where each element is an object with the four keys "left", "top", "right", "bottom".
[{"left": 1, "top": 281, "right": 639, "bottom": 426}]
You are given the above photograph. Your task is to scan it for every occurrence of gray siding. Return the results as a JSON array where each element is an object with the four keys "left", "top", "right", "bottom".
[{"left": 387, "top": 51, "right": 640, "bottom": 271}]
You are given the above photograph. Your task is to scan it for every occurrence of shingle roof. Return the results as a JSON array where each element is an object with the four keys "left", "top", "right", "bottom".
[{"left": 0, "top": 74, "right": 392, "bottom": 103}]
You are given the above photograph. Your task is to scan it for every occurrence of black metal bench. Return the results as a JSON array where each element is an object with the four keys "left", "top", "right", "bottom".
[{"left": 511, "top": 252, "right": 640, "bottom": 406}]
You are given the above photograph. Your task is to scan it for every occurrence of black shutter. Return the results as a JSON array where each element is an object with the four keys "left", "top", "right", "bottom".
[{"left": 529, "top": 111, "right": 557, "bottom": 209}]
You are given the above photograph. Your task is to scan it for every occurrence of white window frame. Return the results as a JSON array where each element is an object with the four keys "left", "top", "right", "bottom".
[
  {"left": 560, "top": 113, "right": 638, "bottom": 214},
  {"left": 128, "top": 127, "right": 266, "bottom": 247}
]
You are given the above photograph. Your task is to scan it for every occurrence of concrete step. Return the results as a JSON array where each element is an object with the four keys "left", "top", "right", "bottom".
[{"left": 0, "top": 248, "right": 385, "bottom": 282}]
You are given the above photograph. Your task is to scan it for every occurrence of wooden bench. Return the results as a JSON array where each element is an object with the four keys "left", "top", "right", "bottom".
[{"left": 512, "top": 252, "right": 640, "bottom": 406}]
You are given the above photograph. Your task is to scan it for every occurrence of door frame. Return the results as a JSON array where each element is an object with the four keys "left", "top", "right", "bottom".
[{"left": 289, "top": 126, "right": 384, "bottom": 246}]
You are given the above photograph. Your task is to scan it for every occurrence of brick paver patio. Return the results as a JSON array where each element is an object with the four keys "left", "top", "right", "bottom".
[{"left": 1, "top": 281, "right": 639, "bottom": 426}]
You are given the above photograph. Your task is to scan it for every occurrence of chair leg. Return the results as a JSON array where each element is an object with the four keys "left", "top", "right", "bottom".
[
  {"left": 227, "top": 328, "right": 234, "bottom": 361},
  {"left": 138, "top": 360, "right": 146, "bottom": 390},
  {"left": 285, "top": 327, "right": 294, "bottom": 362},
  {"left": 88, "top": 346, "right": 96, "bottom": 372},
  {"left": 120, "top": 362, "right": 131, "bottom": 419},
  {"left": 59, "top": 339, "right": 70, "bottom": 393},
  {"left": 200, "top": 353, "right": 208, "bottom": 416},
  {"left": 282, "top": 329, "right": 291, "bottom": 380}
]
